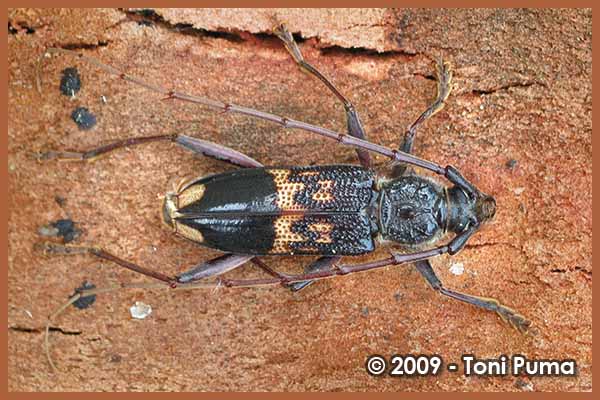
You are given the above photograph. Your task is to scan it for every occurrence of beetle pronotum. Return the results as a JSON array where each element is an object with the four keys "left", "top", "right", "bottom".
[{"left": 39, "top": 24, "right": 530, "bottom": 371}]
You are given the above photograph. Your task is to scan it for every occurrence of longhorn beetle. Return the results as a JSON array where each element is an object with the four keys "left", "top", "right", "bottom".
[{"left": 39, "top": 24, "right": 530, "bottom": 370}]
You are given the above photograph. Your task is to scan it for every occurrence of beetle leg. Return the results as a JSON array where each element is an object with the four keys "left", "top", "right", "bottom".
[
  {"left": 39, "top": 134, "right": 262, "bottom": 168},
  {"left": 176, "top": 254, "right": 254, "bottom": 283},
  {"left": 287, "top": 256, "right": 342, "bottom": 292},
  {"left": 414, "top": 259, "right": 531, "bottom": 333},
  {"left": 250, "top": 258, "right": 291, "bottom": 281},
  {"left": 173, "top": 135, "right": 263, "bottom": 168},
  {"left": 392, "top": 58, "right": 453, "bottom": 177},
  {"left": 273, "top": 24, "right": 371, "bottom": 168}
]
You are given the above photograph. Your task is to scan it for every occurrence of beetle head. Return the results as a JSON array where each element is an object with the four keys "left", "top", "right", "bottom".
[
  {"left": 447, "top": 186, "right": 496, "bottom": 234},
  {"left": 475, "top": 193, "right": 496, "bottom": 222}
]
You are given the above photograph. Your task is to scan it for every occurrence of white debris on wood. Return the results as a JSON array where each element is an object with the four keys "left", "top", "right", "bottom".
[
  {"left": 130, "top": 301, "right": 152, "bottom": 320},
  {"left": 449, "top": 262, "right": 465, "bottom": 276}
]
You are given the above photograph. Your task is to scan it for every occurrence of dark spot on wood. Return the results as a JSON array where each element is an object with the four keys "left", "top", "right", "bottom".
[
  {"left": 506, "top": 159, "right": 518, "bottom": 169},
  {"left": 71, "top": 107, "right": 97, "bottom": 130},
  {"left": 60, "top": 67, "right": 81, "bottom": 97},
  {"left": 72, "top": 281, "right": 96, "bottom": 310}
]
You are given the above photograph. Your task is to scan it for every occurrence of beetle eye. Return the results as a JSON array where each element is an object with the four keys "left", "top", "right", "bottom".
[{"left": 469, "top": 217, "right": 479, "bottom": 228}]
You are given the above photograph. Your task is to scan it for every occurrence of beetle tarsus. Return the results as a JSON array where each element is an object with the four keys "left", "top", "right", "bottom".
[
  {"left": 494, "top": 303, "right": 531, "bottom": 333},
  {"left": 36, "top": 241, "right": 93, "bottom": 255},
  {"left": 405, "top": 57, "right": 453, "bottom": 153}
]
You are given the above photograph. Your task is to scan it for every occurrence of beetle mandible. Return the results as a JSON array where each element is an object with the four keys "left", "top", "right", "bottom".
[{"left": 40, "top": 24, "right": 530, "bottom": 368}]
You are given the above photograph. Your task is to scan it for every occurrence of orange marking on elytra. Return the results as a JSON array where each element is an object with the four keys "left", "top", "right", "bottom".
[
  {"left": 177, "top": 184, "right": 206, "bottom": 208},
  {"left": 312, "top": 180, "right": 334, "bottom": 202},
  {"left": 271, "top": 215, "right": 305, "bottom": 253},
  {"left": 309, "top": 222, "right": 333, "bottom": 243},
  {"left": 298, "top": 171, "right": 319, "bottom": 177},
  {"left": 268, "top": 169, "right": 306, "bottom": 210}
]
